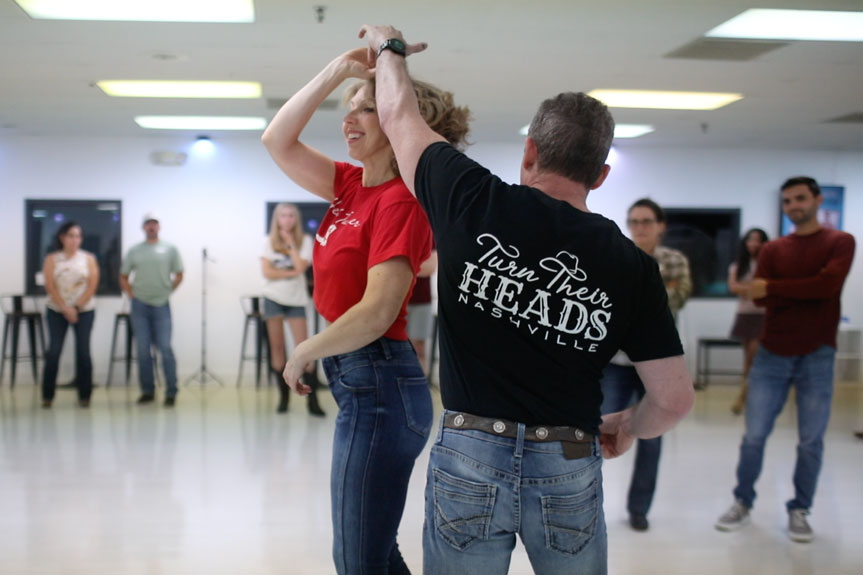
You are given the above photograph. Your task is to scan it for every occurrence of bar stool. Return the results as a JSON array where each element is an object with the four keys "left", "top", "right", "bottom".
[
  {"left": 106, "top": 310, "right": 135, "bottom": 386},
  {"left": 0, "top": 294, "right": 47, "bottom": 388},
  {"left": 236, "top": 296, "right": 269, "bottom": 387}
]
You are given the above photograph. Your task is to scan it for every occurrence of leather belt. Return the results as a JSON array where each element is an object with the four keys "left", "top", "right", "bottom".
[{"left": 443, "top": 412, "right": 594, "bottom": 460}]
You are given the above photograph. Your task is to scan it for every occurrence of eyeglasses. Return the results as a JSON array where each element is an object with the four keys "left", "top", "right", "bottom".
[{"left": 626, "top": 218, "right": 658, "bottom": 227}]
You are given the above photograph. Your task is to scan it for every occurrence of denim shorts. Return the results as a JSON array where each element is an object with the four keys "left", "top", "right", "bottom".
[{"left": 262, "top": 297, "right": 307, "bottom": 320}]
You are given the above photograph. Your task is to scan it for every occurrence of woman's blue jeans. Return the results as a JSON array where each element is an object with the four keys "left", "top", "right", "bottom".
[
  {"left": 322, "top": 337, "right": 433, "bottom": 575},
  {"left": 42, "top": 308, "right": 94, "bottom": 401}
]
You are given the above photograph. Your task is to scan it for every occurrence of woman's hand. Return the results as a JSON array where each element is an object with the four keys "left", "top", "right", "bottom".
[
  {"left": 62, "top": 305, "right": 79, "bottom": 324},
  {"left": 283, "top": 342, "right": 313, "bottom": 396},
  {"left": 334, "top": 47, "right": 375, "bottom": 80}
]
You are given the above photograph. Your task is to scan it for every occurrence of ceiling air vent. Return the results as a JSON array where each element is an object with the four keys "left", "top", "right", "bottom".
[{"left": 665, "top": 38, "right": 788, "bottom": 61}]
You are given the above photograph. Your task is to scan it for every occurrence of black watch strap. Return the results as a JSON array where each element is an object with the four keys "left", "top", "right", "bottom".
[{"left": 377, "top": 38, "right": 407, "bottom": 58}]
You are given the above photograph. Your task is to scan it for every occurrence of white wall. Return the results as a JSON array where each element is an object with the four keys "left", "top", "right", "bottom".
[{"left": 1, "top": 136, "right": 861, "bottom": 383}]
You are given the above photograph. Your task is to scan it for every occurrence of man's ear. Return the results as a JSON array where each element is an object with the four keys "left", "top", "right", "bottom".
[
  {"left": 522, "top": 137, "right": 539, "bottom": 173},
  {"left": 590, "top": 164, "right": 611, "bottom": 190}
]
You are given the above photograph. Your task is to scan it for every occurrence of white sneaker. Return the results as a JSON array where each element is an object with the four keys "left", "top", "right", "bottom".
[
  {"left": 715, "top": 499, "right": 750, "bottom": 531},
  {"left": 788, "top": 509, "right": 814, "bottom": 543}
]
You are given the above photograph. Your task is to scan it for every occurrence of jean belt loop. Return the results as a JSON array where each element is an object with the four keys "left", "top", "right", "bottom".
[
  {"left": 436, "top": 412, "right": 446, "bottom": 444},
  {"left": 514, "top": 422, "right": 525, "bottom": 459},
  {"left": 378, "top": 337, "right": 393, "bottom": 360}
]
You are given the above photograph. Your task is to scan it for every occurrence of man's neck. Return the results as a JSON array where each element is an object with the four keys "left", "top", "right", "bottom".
[
  {"left": 146, "top": 237, "right": 159, "bottom": 244},
  {"left": 793, "top": 219, "right": 821, "bottom": 236},
  {"left": 527, "top": 172, "right": 590, "bottom": 212}
]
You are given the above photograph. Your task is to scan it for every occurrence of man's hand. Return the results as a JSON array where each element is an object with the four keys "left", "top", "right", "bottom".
[
  {"left": 358, "top": 24, "right": 427, "bottom": 63},
  {"left": 598, "top": 409, "right": 636, "bottom": 459},
  {"left": 746, "top": 278, "right": 768, "bottom": 300}
]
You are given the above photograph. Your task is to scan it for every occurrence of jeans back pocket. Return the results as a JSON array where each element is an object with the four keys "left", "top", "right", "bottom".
[
  {"left": 541, "top": 478, "right": 599, "bottom": 556},
  {"left": 432, "top": 467, "right": 497, "bottom": 551},
  {"left": 397, "top": 377, "right": 433, "bottom": 437}
]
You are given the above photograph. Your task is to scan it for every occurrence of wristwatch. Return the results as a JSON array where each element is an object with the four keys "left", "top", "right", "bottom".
[{"left": 377, "top": 38, "right": 407, "bottom": 58}]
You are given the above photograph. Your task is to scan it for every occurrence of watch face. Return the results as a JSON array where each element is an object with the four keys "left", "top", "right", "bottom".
[{"left": 391, "top": 38, "right": 406, "bottom": 53}]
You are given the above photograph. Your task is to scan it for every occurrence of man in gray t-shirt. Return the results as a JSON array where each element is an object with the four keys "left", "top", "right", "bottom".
[{"left": 120, "top": 213, "right": 184, "bottom": 406}]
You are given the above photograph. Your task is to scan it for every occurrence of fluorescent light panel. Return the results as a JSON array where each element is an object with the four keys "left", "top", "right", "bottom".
[
  {"left": 706, "top": 9, "right": 863, "bottom": 42},
  {"left": 98, "top": 81, "right": 261, "bottom": 99},
  {"left": 587, "top": 89, "right": 742, "bottom": 110},
  {"left": 14, "top": 0, "right": 255, "bottom": 23},
  {"left": 613, "top": 124, "right": 654, "bottom": 139},
  {"left": 135, "top": 116, "right": 266, "bottom": 130}
]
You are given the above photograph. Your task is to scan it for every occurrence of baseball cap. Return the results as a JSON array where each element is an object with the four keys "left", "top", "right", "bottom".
[{"left": 142, "top": 212, "right": 160, "bottom": 225}]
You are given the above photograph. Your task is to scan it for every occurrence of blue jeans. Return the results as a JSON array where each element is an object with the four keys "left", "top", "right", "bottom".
[
  {"left": 322, "top": 338, "right": 433, "bottom": 575},
  {"left": 423, "top": 411, "right": 607, "bottom": 575},
  {"left": 600, "top": 363, "right": 661, "bottom": 516},
  {"left": 130, "top": 299, "right": 177, "bottom": 397},
  {"left": 734, "top": 345, "right": 836, "bottom": 512},
  {"left": 42, "top": 308, "right": 95, "bottom": 401}
]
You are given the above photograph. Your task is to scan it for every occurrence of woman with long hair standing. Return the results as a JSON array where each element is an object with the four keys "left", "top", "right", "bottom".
[
  {"left": 41, "top": 221, "right": 99, "bottom": 408},
  {"left": 261, "top": 202, "right": 324, "bottom": 416},
  {"left": 262, "top": 44, "right": 469, "bottom": 574},
  {"left": 727, "top": 228, "right": 769, "bottom": 414}
]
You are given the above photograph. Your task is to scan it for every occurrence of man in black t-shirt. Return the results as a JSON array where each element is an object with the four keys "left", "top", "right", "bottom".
[{"left": 360, "top": 25, "right": 695, "bottom": 574}]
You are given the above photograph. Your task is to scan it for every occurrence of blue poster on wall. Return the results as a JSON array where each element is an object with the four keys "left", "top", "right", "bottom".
[{"left": 780, "top": 185, "right": 844, "bottom": 236}]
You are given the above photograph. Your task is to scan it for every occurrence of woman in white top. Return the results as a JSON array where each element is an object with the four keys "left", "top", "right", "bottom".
[
  {"left": 42, "top": 221, "right": 99, "bottom": 408},
  {"left": 261, "top": 203, "right": 324, "bottom": 415},
  {"left": 727, "top": 228, "right": 769, "bottom": 414}
]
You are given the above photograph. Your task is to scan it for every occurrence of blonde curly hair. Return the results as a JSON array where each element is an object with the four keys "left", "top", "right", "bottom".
[{"left": 343, "top": 78, "right": 471, "bottom": 175}]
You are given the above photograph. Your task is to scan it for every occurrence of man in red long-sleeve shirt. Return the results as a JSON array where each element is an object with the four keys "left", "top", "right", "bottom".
[{"left": 715, "top": 176, "right": 855, "bottom": 543}]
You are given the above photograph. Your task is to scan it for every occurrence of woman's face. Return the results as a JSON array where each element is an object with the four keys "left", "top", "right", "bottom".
[
  {"left": 277, "top": 207, "right": 297, "bottom": 233},
  {"left": 745, "top": 232, "right": 764, "bottom": 256},
  {"left": 61, "top": 226, "right": 82, "bottom": 251},
  {"left": 627, "top": 206, "right": 664, "bottom": 252},
  {"left": 342, "top": 84, "right": 391, "bottom": 164}
]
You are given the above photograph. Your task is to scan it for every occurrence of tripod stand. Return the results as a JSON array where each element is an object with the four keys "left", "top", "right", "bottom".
[{"left": 184, "top": 247, "right": 225, "bottom": 387}]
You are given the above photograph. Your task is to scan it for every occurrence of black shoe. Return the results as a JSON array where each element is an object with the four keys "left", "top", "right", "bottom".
[
  {"left": 164, "top": 396, "right": 176, "bottom": 408},
  {"left": 78, "top": 399, "right": 90, "bottom": 408},
  {"left": 307, "top": 391, "right": 325, "bottom": 417},
  {"left": 136, "top": 394, "right": 155, "bottom": 405},
  {"left": 41, "top": 400, "right": 52, "bottom": 409},
  {"left": 629, "top": 513, "right": 649, "bottom": 532}
]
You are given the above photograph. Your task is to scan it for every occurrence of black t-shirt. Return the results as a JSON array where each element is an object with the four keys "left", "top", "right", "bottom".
[{"left": 415, "top": 143, "right": 683, "bottom": 433}]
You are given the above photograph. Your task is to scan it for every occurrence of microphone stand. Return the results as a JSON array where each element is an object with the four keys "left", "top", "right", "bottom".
[{"left": 184, "top": 247, "right": 225, "bottom": 387}]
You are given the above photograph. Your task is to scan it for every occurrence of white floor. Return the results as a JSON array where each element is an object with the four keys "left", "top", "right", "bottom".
[{"left": 1, "top": 377, "right": 861, "bottom": 575}]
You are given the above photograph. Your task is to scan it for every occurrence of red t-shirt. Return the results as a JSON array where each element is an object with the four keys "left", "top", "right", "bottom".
[{"left": 313, "top": 162, "right": 432, "bottom": 340}]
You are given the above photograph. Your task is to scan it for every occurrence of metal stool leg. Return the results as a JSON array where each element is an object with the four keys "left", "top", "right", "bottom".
[
  {"left": 27, "top": 316, "right": 39, "bottom": 382},
  {"left": 106, "top": 315, "right": 120, "bottom": 386},
  {"left": 10, "top": 316, "right": 21, "bottom": 388},
  {"left": 125, "top": 318, "right": 133, "bottom": 385},
  {"left": 236, "top": 316, "right": 251, "bottom": 386},
  {"left": 0, "top": 317, "right": 9, "bottom": 384}
]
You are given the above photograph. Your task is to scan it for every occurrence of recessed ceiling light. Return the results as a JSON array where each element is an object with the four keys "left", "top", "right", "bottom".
[
  {"left": 706, "top": 9, "right": 863, "bottom": 42},
  {"left": 614, "top": 124, "right": 655, "bottom": 139},
  {"left": 587, "top": 89, "right": 743, "bottom": 111},
  {"left": 134, "top": 116, "right": 267, "bottom": 130},
  {"left": 14, "top": 0, "right": 255, "bottom": 23},
  {"left": 98, "top": 81, "right": 261, "bottom": 99}
]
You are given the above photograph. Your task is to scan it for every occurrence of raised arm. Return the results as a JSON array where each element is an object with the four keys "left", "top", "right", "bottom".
[
  {"left": 262, "top": 50, "right": 374, "bottom": 202},
  {"left": 359, "top": 25, "right": 445, "bottom": 197},
  {"left": 281, "top": 257, "right": 415, "bottom": 394}
]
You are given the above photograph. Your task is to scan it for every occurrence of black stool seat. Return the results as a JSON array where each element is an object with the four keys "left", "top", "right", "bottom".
[
  {"left": 237, "top": 296, "right": 269, "bottom": 387},
  {"left": 695, "top": 337, "right": 743, "bottom": 389},
  {"left": 0, "top": 295, "right": 47, "bottom": 388}
]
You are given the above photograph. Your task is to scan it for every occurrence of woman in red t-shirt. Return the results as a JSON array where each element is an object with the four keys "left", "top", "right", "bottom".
[{"left": 262, "top": 46, "right": 469, "bottom": 574}]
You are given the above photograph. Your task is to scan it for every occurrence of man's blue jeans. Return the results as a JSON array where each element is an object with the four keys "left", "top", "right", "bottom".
[
  {"left": 322, "top": 338, "right": 433, "bottom": 575},
  {"left": 423, "top": 411, "right": 607, "bottom": 575},
  {"left": 130, "top": 298, "right": 178, "bottom": 397},
  {"left": 734, "top": 344, "right": 835, "bottom": 512},
  {"left": 600, "top": 363, "right": 661, "bottom": 517}
]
